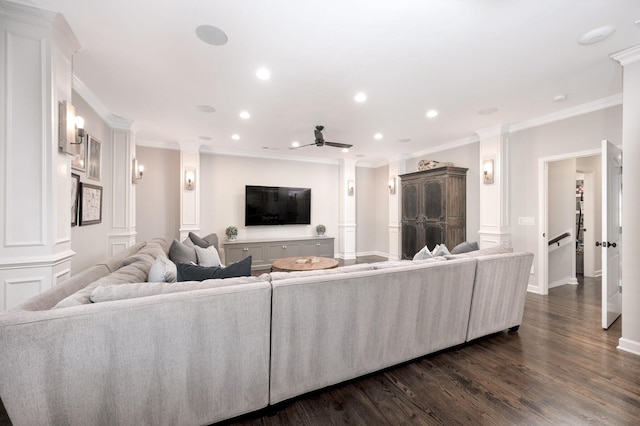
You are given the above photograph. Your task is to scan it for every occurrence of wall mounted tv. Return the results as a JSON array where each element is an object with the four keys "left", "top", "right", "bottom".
[{"left": 245, "top": 185, "right": 311, "bottom": 226}]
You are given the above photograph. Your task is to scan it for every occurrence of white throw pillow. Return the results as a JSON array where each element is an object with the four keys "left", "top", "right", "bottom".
[
  {"left": 432, "top": 244, "right": 451, "bottom": 257},
  {"left": 413, "top": 245, "right": 433, "bottom": 261},
  {"left": 195, "top": 245, "right": 222, "bottom": 267},
  {"left": 148, "top": 256, "right": 177, "bottom": 283}
]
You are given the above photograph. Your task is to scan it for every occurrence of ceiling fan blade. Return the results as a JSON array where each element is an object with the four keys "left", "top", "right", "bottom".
[
  {"left": 324, "top": 141, "right": 353, "bottom": 149},
  {"left": 288, "top": 142, "right": 317, "bottom": 150}
]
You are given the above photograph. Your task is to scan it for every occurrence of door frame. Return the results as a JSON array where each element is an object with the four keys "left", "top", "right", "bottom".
[{"left": 537, "top": 148, "right": 601, "bottom": 295}]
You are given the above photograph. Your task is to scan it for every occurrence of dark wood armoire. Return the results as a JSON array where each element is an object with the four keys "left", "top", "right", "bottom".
[{"left": 400, "top": 166, "right": 468, "bottom": 259}]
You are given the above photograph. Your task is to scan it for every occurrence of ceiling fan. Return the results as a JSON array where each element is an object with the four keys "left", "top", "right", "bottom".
[{"left": 291, "top": 125, "right": 353, "bottom": 150}]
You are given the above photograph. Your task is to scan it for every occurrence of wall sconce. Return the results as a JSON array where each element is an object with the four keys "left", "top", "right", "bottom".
[
  {"left": 132, "top": 158, "right": 144, "bottom": 184},
  {"left": 74, "top": 115, "right": 85, "bottom": 144},
  {"left": 347, "top": 180, "right": 354, "bottom": 196},
  {"left": 388, "top": 176, "right": 396, "bottom": 194},
  {"left": 185, "top": 169, "right": 196, "bottom": 191},
  {"left": 58, "top": 101, "right": 86, "bottom": 153},
  {"left": 483, "top": 159, "right": 494, "bottom": 184}
]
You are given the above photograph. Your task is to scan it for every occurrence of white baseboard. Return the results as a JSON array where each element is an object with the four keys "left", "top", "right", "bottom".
[
  {"left": 527, "top": 284, "right": 546, "bottom": 295},
  {"left": 549, "top": 276, "right": 572, "bottom": 289},
  {"left": 618, "top": 338, "right": 640, "bottom": 357},
  {"left": 355, "top": 250, "right": 389, "bottom": 258}
]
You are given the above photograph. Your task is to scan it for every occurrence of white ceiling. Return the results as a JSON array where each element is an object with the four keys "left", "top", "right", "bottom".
[{"left": 20, "top": 0, "right": 640, "bottom": 164}]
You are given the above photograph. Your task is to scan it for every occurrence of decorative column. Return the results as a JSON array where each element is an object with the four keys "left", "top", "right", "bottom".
[
  {"left": 179, "top": 142, "right": 200, "bottom": 240},
  {"left": 108, "top": 119, "right": 138, "bottom": 256},
  {"left": 388, "top": 157, "right": 407, "bottom": 260},
  {"left": 611, "top": 45, "right": 640, "bottom": 356},
  {"left": 476, "top": 125, "right": 511, "bottom": 248},
  {"left": 0, "top": 1, "right": 80, "bottom": 310},
  {"left": 338, "top": 159, "right": 356, "bottom": 260}
]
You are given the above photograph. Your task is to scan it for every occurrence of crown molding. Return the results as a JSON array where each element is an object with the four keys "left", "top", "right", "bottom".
[
  {"left": 199, "top": 144, "right": 340, "bottom": 165},
  {"left": 73, "top": 74, "right": 138, "bottom": 131},
  {"left": 406, "top": 135, "right": 480, "bottom": 161},
  {"left": 509, "top": 94, "right": 622, "bottom": 133},
  {"left": 136, "top": 139, "right": 181, "bottom": 151},
  {"left": 611, "top": 44, "right": 640, "bottom": 66}
]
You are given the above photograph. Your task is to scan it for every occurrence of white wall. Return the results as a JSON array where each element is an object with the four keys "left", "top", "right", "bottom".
[
  {"left": 70, "top": 91, "right": 112, "bottom": 275},
  {"left": 199, "top": 153, "right": 340, "bottom": 243},
  {"left": 547, "top": 158, "right": 575, "bottom": 288},
  {"left": 509, "top": 105, "right": 622, "bottom": 288},
  {"left": 356, "top": 165, "right": 389, "bottom": 257},
  {"left": 404, "top": 142, "right": 481, "bottom": 244},
  {"left": 136, "top": 146, "right": 180, "bottom": 243}
]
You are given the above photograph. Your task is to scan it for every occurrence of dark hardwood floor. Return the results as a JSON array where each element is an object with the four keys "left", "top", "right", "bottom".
[{"left": 2, "top": 273, "right": 639, "bottom": 425}]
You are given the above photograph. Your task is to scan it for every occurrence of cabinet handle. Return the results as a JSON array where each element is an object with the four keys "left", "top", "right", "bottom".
[
  {"left": 243, "top": 248, "right": 249, "bottom": 252},
  {"left": 316, "top": 243, "right": 320, "bottom": 247},
  {"left": 282, "top": 245, "right": 287, "bottom": 249}
]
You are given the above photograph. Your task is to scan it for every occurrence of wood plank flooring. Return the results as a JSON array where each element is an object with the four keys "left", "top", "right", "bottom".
[{"left": 1, "top": 274, "right": 639, "bottom": 425}]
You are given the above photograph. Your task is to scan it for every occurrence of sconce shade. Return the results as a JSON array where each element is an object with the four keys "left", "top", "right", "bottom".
[
  {"left": 483, "top": 159, "right": 494, "bottom": 184},
  {"left": 185, "top": 170, "right": 196, "bottom": 190},
  {"left": 388, "top": 176, "right": 396, "bottom": 194},
  {"left": 132, "top": 158, "right": 144, "bottom": 184},
  {"left": 347, "top": 180, "right": 354, "bottom": 196},
  {"left": 58, "top": 100, "right": 76, "bottom": 153}
]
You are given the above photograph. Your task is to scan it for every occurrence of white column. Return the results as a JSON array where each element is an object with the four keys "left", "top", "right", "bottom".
[
  {"left": 0, "top": 2, "right": 80, "bottom": 310},
  {"left": 388, "top": 158, "right": 407, "bottom": 260},
  {"left": 612, "top": 45, "right": 640, "bottom": 356},
  {"left": 179, "top": 142, "right": 201, "bottom": 240},
  {"left": 477, "top": 125, "right": 511, "bottom": 248},
  {"left": 108, "top": 120, "right": 138, "bottom": 256},
  {"left": 338, "top": 159, "right": 356, "bottom": 260}
]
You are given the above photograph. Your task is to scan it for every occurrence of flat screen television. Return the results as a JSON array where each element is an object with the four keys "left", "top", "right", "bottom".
[{"left": 245, "top": 185, "right": 311, "bottom": 226}]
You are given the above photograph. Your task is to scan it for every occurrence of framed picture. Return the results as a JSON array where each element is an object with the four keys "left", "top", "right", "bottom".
[
  {"left": 70, "top": 136, "right": 86, "bottom": 171},
  {"left": 71, "top": 173, "right": 80, "bottom": 227},
  {"left": 87, "top": 135, "right": 102, "bottom": 181},
  {"left": 79, "top": 182, "right": 102, "bottom": 226}
]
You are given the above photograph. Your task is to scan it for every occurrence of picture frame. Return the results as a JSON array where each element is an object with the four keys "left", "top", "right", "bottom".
[
  {"left": 70, "top": 135, "right": 86, "bottom": 171},
  {"left": 79, "top": 182, "right": 103, "bottom": 226},
  {"left": 87, "top": 135, "right": 102, "bottom": 181},
  {"left": 71, "top": 173, "right": 80, "bottom": 227}
]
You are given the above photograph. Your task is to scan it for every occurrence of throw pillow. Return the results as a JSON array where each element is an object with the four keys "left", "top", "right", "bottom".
[
  {"left": 195, "top": 245, "right": 222, "bottom": 267},
  {"left": 169, "top": 239, "right": 197, "bottom": 264},
  {"left": 188, "top": 232, "right": 210, "bottom": 249},
  {"left": 203, "top": 233, "right": 219, "bottom": 250},
  {"left": 148, "top": 256, "right": 177, "bottom": 283},
  {"left": 432, "top": 244, "right": 451, "bottom": 257},
  {"left": 413, "top": 245, "right": 433, "bottom": 261},
  {"left": 451, "top": 241, "right": 479, "bottom": 254},
  {"left": 177, "top": 256, "right": 252, "bottom": 281}
]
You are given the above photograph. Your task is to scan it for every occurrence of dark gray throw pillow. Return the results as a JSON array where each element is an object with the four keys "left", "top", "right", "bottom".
[
  {"left": 188, "top": 232, "right": 210, "bottom": 249},
  {"left": 169, "top": 239, "right": 197, "bottom": 264},
  {"left": 177, "top": 256, "right": 252, "bottom": 281},
  {"left": 451, "top": 241, "right": 480, "bottom": 254}
]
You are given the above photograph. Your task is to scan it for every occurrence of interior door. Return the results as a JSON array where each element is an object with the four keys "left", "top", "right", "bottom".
[{"left": 601, "top": 140, "right": 622, "bottom": 329}]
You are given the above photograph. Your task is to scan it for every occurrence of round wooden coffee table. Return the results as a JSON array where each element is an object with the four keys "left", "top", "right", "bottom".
[{"left": 271, "top": 256, "right": 339, "bottom": 272}]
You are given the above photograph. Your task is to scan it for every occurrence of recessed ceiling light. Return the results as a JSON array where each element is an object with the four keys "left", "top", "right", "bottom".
[
  {"left": 239, "top": 111, "right": 250, "bottom": 119},
  {"left": 426, "top": 110, "right": 438, "bottom": 118},
  {"left": 354, "top": 92, "right": 367, "bottom": 103},
  {"left": 553, "top": 94, "right": 568, "bottom": 103},
  {"left": 374, "top": 133, "right": 383, "bottom": 140},
  {"left": 195, "top": 25, "right": 228, "bottom": 46},
  {"left": 199, "top": 136, "right": 212, "bottom": 141},
  {"left": 578, "top": 25, "right": 615, "bottom": 45},
  {"left": 256, "top": 67, "right": 271, "bottom": 80},
  {"left": 291, "top": 141, "right": 300, "bottom": 148},
  {"left": 231, "top": 134, "right": 240, "bottom": 140},
  {"left": 341, "top": 148, "right": 349, "bottom": 153},
  {"left": 478, "top": 107, "right": 498, "bottom": 115},
  {"left": 196, "top": 105, "right": 216, "bottom": 113}
]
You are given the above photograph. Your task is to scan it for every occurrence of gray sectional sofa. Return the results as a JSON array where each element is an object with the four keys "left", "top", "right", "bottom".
[{"left": 0, "top": 238, "right": 533, "bottom": 426}]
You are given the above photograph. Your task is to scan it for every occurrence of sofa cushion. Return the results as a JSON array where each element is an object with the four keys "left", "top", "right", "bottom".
[
  {"left": 169, "top": 239, "right": 197, "bottom": 264},
  {"left": 148, "top": 256, "right": 177, "bottom": 283},
  {"left": 445, "top": 244, "right": 513, "bottom": 259},
  {"left": 268, "top": 263, "right": 375, "bottom": 281},
  {"left": 451, "top": 241, "right": 479, "bottom": 254},
  {"left": 90, "top": 275, "right": 260, "bottom": 303},
  {"left": 195, "top": 245, "right": 222, "bottom": 267},
  {"left": 177, "top": 256, "right": 252, "bottom": 281},
  {"left": 99, "top": 241, "right": 147, "bottom": 272}
]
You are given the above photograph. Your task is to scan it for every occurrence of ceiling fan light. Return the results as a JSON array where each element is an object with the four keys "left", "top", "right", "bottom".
[
  {"left": 341, "top": 148, "right": 349, "bottom": 153},
  {"left": 291, "top": 141, "right": 300, "bottom": 147}
]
